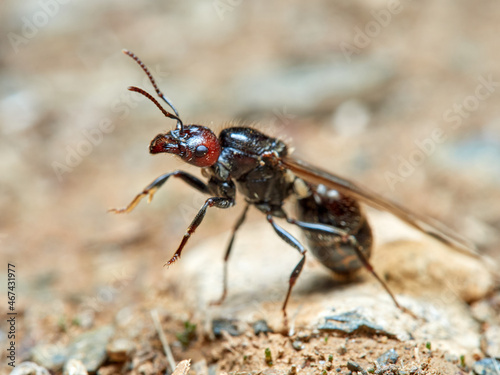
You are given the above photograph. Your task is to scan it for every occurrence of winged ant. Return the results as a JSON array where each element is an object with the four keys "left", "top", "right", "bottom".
[{"left": 111, "top": 50, "right": 481, "bottom": 323}]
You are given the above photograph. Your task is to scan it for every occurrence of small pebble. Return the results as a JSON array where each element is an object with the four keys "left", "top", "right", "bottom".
[
  {"left": 10, "top": 362, "right": 50, "bottom": 375},
  {"left": 212, "top": 318, "right": 241, "bottom": 337},
  {"left": 376, "top": 348, "right": 399, "bottom": 366},
  {"left": 319, "top": 311, "right": 395, "bottom": 338},
  {"left": 66, "top": 325, "right": 115, "bottom": 372},
  {"left": 481, "top": 325, "right": 500, "bottom": 359},
  {"left": 31, "top": 343, "right": 68, "bottom": 371},
  {"left": 292, "top": 340, "right": 305, "bottom": 351},
  {"left": 253, "top": 319, "right": 273, "bottom": 336},
  {"left": 473, "top": 358, "right": 500, "bottom": 375},
  {"left": 444, "top": 352, "right": 458, "bottom": 363},
  {"left": 96, "top": 365, "right": 123, "bottom": 375},
  {"left": 63, "top": 359, "right": 88, "bottom": 375},
  {"left": 136, "top": 362, "right": 154, "bottom": 375},
  {"left": 106, "top": 338, "right": 136, "bottom": 362},
  {"left": 297, "top": 331, "right": 311, "bottom": 341},
  {"left": 190, "top": 359, "right": 207, "bottom": 374},
  {"left": 347, "top": 360, "right": 365, "bottom": 374}
]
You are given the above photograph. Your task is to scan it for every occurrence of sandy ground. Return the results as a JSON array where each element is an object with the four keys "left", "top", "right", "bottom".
[{"left": 1, "top": 1, "right": 500, "bottom": 374}]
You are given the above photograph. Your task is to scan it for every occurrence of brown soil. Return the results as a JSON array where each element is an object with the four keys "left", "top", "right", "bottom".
[{"left": 1, "top": 1, "right": 500, "bottom": 374}]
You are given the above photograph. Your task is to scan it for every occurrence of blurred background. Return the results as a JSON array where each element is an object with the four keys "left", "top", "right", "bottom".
[{"left": 1, "top": 0, "right": 499, "bottom": 372}]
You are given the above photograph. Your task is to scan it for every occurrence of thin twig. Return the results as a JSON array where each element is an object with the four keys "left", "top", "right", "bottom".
[{"left": 150, "top": 309, "right": 176, "bottom": 373}]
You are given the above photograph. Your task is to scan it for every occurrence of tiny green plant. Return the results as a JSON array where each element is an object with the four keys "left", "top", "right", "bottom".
[
  {"left": 265, "top": 348, "right": 273, "bottom": 366},
  {"left": 176, "top": 321, "right": 197, "bottom": 349}
]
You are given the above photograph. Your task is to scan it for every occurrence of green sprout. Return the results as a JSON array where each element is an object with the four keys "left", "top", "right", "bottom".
[
  {"left": 176, "top": 321, "right": 197, "bottom": 349},
  {"left": 265, "top": 347, "right": 273, "bottom": 366}
]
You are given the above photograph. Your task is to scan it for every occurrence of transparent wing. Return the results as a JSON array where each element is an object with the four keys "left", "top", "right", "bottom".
[{"left": 282, "top": 156, "right": 480, "bottom": 258}]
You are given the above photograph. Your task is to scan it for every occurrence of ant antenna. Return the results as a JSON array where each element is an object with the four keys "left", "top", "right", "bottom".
[
  {"left": 123, "top": 49, "right": 183, "bottom": 132},
  {"left": 128, "top": 86, "right": 184, "bottom": 131}
]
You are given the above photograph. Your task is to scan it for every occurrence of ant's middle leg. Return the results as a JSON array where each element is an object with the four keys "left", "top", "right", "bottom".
[
  {"left": 109, "top": 170, "right": 209, "bottom": 214},
  {"left": 211, "top": 202, "right": 250, "bottom": 306}
]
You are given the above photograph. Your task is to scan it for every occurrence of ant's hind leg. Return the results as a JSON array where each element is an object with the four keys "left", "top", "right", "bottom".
[
  {"left": 266, "top": 214, "right": 307, "bottom": 325},
  {"left": 109, "top": 170, "right": 210, "bottom": 214},
  {"left": 286, "top": 216, "right": 416, "bottom": 317}
]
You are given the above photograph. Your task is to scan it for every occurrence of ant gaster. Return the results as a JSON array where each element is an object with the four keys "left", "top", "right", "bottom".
[{"left": 111, "top": 50, "right": 480, "bottom": 323}]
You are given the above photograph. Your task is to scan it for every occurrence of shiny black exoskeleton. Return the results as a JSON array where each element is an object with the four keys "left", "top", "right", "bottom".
[{"left": 211, "top": 127, "right": 291, "bottom": 215}]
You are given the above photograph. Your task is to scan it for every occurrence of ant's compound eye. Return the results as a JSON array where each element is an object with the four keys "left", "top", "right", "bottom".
[
  {"left": 165, "top": 125, "right": 220, "bottom": 167},
  {"left": 195, "top": 145, "right": 209, "bottom": 158}
]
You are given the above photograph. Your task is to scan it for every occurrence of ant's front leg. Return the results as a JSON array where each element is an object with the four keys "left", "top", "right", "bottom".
[
  {"left": 164, "top": 196, "right": 235, "bottom": 267},
  {"left": 109, "top": 170, "right": 210, "bottom": 214}
]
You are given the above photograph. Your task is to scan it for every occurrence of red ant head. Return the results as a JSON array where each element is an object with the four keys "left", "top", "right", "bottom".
[
  {"left": 150, "top": 125, "right": 221, "bottom": 167},
  {"left": 121, "top": 52, "right": 221, "bottom": 167}
]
